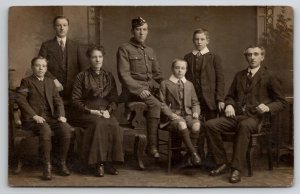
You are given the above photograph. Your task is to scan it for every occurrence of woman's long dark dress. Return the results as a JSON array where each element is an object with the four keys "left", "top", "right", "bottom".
[{"left": 71, "top": 68, "right": 123, "bottom": 165}]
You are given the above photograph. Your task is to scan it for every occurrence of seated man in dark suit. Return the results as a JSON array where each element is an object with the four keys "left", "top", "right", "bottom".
[
  {"left": 16, "top": 56, "right": 73, "bottom": 180},
  {"left": 204, "top": 45, "right": 287, "bottom": 183}
]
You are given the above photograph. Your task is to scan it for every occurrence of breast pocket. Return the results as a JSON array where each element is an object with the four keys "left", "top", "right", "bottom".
[
  {"left": 147, "top": 55, "right": 156, "bottom": 72},
  {"left": 129, "top": 55, "right": 146, "bottom": 73}
]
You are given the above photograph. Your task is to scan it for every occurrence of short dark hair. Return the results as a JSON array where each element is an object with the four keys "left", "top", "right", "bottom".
[
  {"left": 53, "top": 15, "right": 70, "bottom": 26},
  {"left": 86, "top": 45, "right": 106, "bottom": 58},
  {"left": 193, "top": 28, "right": 210, "bottom": 40},
  {"left": 31, "top": 56, "right": 48, "bottom": 66},
  {"left": 171, "top": 58, "right": 188, "bottom": 69},
  {"left": 243, "top": 45, "right": 266, "bottom": 57}
]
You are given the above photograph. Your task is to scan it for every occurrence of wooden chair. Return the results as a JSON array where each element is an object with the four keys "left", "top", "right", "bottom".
[
  {"left": 157, "top": 124, "right": 185, "bottom": 173},
  {"left": 221, "top": 113, "right": 274, "bottom": 177},
  {"left": 121, "top": 102, "right": 148, "bottom": 170}
]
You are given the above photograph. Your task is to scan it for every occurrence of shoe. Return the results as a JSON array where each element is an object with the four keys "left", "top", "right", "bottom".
[
  {"left": 96, "top": 163, "right": 104, "bottom": 177},
  {"left": 209, "top": 163, "right": 229, "bottom": 176},
  {"left": 183, "top": 155, "right": 193, "bottom": 168},
  {"left": 147, "top": 146, "right": 160, "bottom": 158},
  {"left": 229, "top": 169, "right": 241, "bottom": 183},
  {"left": 104, "top": 165, "right": 119, "bottom": 175},
  {"left": 59, "top": 162, "right": 71, "bottom": 176},
  {"left": 190, "top": 152, "right": 201, "bottom": 166},
  {"left": 42, "top": 163, "right": 52, "bottom": 180}
]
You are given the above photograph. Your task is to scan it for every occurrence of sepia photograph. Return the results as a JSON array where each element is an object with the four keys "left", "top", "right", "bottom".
[{"left": 7, "top": 5, "right": 293, "bottom": 188}]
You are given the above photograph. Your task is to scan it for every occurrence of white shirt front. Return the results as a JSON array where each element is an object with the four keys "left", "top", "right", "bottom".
[
  {"left": 169, "top": 74, "right": 187, "bottom": 84},
  {"left": 247, "top": 66, "right": 260, "bottom": 77},
  {"left": 34, "top": 75, "right": 44, "bottom": 81},
  {"left": 192, "top": 47, "right": 210, "bottom": 56},
  {"left": 56, "top": 36, "right": 67, "bottom": 47}
]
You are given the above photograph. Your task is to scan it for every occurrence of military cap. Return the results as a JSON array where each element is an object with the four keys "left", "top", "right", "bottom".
[{"left": 131, "top": 17, "right": 147, "bottom": 29}]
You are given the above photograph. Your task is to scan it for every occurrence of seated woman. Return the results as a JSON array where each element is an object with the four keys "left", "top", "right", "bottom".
[{"left": 71, "top": 45, "right": 124, "bottom": 177}]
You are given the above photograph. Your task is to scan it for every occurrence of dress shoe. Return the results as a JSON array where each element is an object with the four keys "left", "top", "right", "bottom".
[
  {"left": 104, "top": 165, "right": 119, "bottom": 175},
  {"left": 183, "top": 154, "right": 193, "bottom": 167},
  {"left": 59, "top": 162, "right": 71, "bottom": 176},
  {"left": 96, "top": 163, "right": 104, "bottom": 177},
  {"left": 42, "top": 163, "right": 52, "bottom": 180},
  {"left": 147, "top": 146, "right": 160, "bottom": 158},
  {"left": 209, "top": 163, "right": 229, "bottom": 176},
  {"left": 190, "top": 152, "right": 201, "bottom": 166},
  {"left": 229, "top": 169, "right": 241, "bottom": 183}
]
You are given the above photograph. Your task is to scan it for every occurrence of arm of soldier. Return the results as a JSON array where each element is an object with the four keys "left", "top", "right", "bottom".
[
  {"left": 117, "top": 46, "right": 144, "bottom": 96},
  {"left": 151, "top": 51, "right": 163, "bottom": 84}
]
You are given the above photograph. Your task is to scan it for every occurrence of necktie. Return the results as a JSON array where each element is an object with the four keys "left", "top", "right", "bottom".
[
  {"left": 59, "top": 39, "right": 65, "bottom": 52},
  {"left": 178, "top": 79, "right": 184, "bottom": 99},
  {"left": 246, "top": 70, "right": 253, "bottom": 87}
]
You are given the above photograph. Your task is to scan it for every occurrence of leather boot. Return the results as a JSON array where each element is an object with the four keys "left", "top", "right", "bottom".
[
  {"left": 180, "top": 129, "right": 201, "bottom": 166},
  {"left": 146, "top": 118, "right": 160, "bottom": 158},
  {"left": 43, "top": 162, "right": 52, "bottom": 180},
  {"left": 59, "top": 161, "right": 71, "bottom": 176},
  {"left": 59, "top": 138, "right": 71, "bottom": 176},
  {"left": 41, "top": 139, "right": 52, "bottom": 180}
]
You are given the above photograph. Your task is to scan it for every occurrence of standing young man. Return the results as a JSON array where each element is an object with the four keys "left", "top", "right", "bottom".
[{"left": 39, "top": 16, "right": 82, "bottom": 104}]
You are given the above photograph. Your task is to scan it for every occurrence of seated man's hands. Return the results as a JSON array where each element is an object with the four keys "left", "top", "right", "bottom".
[
  {"left": 90, "top": 110, "right": 103, "bottom": 117},
  {"left": 192, "top": 112, "right": 199, "bottom": 119},
  {"left": 101, "top": 110, "right": 110, "bottom": 118},
  {"left": 256, "top": 103, "right": 270, "bottom": 114},
  {"left": 139, "top": 90, "right": 151, "bottom": 99},
  {"left": 225, "top": 105, "right": 235, "bottom": 118},
  {"left": 58, "top": 116, "right": 67, "bottom": 123},
  {"left": 33, "top": 115, "right": 45, "bottom": 124},
  {"left": 170, "top": 113, "right": 183, "bottom": 121},
  {"left": 53, "top": 79, "right": 64, "bottom": 91},
  {"left": 218, "top": 102, "right": 225, "bottom": 112}
]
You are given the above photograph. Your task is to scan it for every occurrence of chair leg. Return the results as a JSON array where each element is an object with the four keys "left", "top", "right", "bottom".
[
  {"left": 134, "top": 134, "right": 147, "bottom": 170},
  {"left": 267, "top": 135, "right": 274, "bottom": 171},
  {"left": 13, "top": 160, "right": 23, "bottom": 174},
  {"left": 246, "top": 144, "right": 255, "bottom": 177},
  {"left": 13, "top": 137, "right": 25, "bottom": 174}
]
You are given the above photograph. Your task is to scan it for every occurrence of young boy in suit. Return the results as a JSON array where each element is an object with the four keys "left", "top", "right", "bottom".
[
  {"left": 159, "top": 58, "right": 201, "bottom": 166},
  {"left": 16, "top": 56, "right": 73, "bottom": 180},
  {"left": 184, "top": 28, "right": 225, "bottom": 167}
]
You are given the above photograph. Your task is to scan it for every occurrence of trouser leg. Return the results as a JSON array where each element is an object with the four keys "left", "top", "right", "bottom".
[{"left": 231, "top": 117, "right": 258, "bottom": 171}]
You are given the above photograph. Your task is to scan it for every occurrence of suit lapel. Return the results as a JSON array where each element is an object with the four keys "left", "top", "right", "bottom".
[
  {"left": 183, "top": 82, "right": 189, "bottom": 108},
  {"left": 201, "top": 53, "right": 210, "bottom": 71},
  {"left": 44, "top": 78, "right": 52, "bottom": 108},
  {"left": 241, "top": 70, "right": 248, "bottom": 92},
  {"left": 30, "top": 76, "right": 45, "bottom": 98},
  {"left": 248, "top": 67, "right": 264, "bottom": 91},
  {"left": 189, "top": 54, "right": 195, "bottom": 78},
  {"left": 166, "top": 81, "right": 181, "bottom": 105}
]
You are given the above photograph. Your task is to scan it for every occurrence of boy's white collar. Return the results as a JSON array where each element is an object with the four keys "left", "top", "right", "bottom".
[
  {"left": 192, "top": 47, "right": 210, "bottom": 55},
  {"left": 169, "top": 75, "right": 187, "bottom": 84}
]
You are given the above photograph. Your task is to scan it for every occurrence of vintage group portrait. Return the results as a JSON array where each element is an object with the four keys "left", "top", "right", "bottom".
[{"left": 8, "top": 6, "right": 294, "bottom": 187}]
